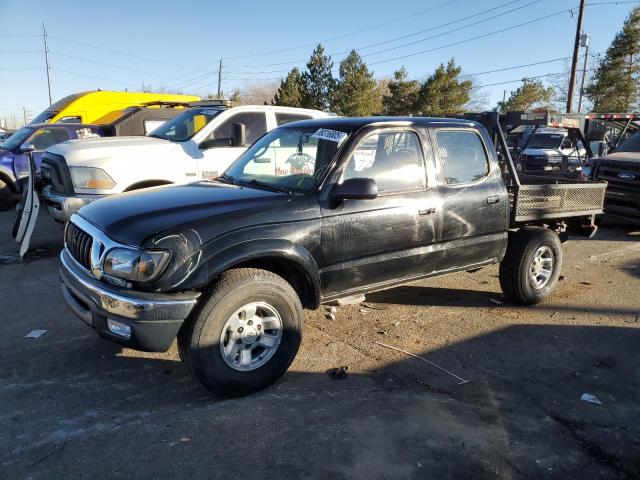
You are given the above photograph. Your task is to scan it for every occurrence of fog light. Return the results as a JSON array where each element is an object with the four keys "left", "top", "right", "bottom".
[{"left": 107, "top": 319, "right": 131, "bottom": 339}]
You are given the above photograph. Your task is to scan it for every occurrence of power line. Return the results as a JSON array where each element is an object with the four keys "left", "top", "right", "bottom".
[
  {"left": 49, "top": 51, "right": 176, "bottom": 79},
  {"left": 51, "top": 67, "right": 141, "bottom": 88},
  {"left": 223, "top": 0, "right": 461, "bottom": 60}
]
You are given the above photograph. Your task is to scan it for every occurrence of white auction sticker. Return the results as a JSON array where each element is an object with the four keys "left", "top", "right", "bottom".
[{"left": 312, "top": 128, "right": 348, "bottom": 143}]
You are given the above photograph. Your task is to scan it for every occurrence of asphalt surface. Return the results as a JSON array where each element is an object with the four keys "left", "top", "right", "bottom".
[{"left": 1, "top": 210, "right": 639, "bottom": 479}]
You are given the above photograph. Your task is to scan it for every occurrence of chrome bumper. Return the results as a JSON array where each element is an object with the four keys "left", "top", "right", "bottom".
[
  {"left": 43, "top": 186, "right": 104, "bottom": 222},
  {"left": 59, "top": 249, "right": 200, "bottom": 351}
]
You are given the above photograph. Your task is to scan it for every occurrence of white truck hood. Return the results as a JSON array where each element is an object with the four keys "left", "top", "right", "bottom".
[
  {"left": 47, "top": 136, "right": 180, "bottom": 167},
  {"left": 522, "top": 148, "right": 562, "bottom": 157}
]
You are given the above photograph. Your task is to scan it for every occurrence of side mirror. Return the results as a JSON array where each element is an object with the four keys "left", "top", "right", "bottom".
[
  {"left": 20, "top": 143, "right": 35, "bottom": 153},
  {"left": 232, "top": 123, "right": 246, "bottom": 147},
  {"left": 199, "top": 138, "right": 233, "bottom": 150},
  {"left": 331, "top": 178, "right": 378, "bottom": 202}
]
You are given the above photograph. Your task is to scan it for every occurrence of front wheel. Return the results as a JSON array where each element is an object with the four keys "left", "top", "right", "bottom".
[
  {"left": 499, "top": 227, "right": 563, "bottom": 305},
  {"left": 178, "top": 268, "right": 303, "bottom": 396}
]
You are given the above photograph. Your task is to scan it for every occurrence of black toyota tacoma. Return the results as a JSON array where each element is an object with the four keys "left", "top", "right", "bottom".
[{"left": 58, "top": 113, "right": 606, "bottom": 395}]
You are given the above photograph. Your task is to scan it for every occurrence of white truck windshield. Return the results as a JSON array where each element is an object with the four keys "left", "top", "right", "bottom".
[{"left": 148, "top": 107, "right": 223, "bottom": 142}]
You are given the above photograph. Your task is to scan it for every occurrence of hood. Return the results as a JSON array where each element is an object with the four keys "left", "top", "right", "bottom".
[
  {"left": 522, "top": 148, "right": 561, "bottom": 156},
  {"left": 595, "top": 151, "right": 640, "bottom": 165},
  {"left": 77, "top": 182, "right": 288, "bottom": 245},
  {"left": 47, "top": 136, "right": 177, "bottom": 167}
]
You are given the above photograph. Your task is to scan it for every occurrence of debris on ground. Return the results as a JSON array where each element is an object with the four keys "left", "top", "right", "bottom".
[
  {"left": 580, "top": 281, "right": 592, "bottom": 286},
  {"left": 580, "top": 393, "right": 603, "bottom": 405},
  {"left": 180, "top": 437, "right": 190, "bottom": 442},
  {"left": 325, "top": 306, "right": 337, "bottom": 314},
  {"left": 327, "top": 295, "right": 365, "bottom": 306},
  {"left": 24, "top": 329, "right": 47, "bottom": 339},
  {"left": 325, "top": 313, "right": 336, "bottom": 321},
  {"left": 374, "top": 341, "right": 470, "bottom": 385},
  {"left": 489, "top": 298, "right": 504, "bottom": 305},
  {"left": 361, "top": 303, "right": 384, "bottom": 310},
  {"left": 327, "top": 366, "right": 349, "bottom": 380},
  {"left": 594, "top": 356, "right": 616, "bottom": 369}
]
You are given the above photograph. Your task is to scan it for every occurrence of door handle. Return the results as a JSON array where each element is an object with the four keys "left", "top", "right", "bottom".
[
  {"left": 486, "top": 196, "right": 500, "bottom": 205},
  {"left": 418, "top": 207, "right": 436, "bottom": 216}
]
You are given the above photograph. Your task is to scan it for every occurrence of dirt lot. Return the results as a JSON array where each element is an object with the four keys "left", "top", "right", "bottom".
[{"left": 1, "top": 210, "right": 639, "bottom": 480}]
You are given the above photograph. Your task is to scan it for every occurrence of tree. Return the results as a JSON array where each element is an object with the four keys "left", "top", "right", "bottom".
[
  {"left": 232, "top": 81, "right": 280, "bottom": 105},
  {"left": 273, "top": 68, "right": 304, "bottom": 107},
  {"left": 383, "top": 67, "right": 420, "bottom": 115},
  {"left": 497, "top": 78, "right": 555, "bottom": 112},
  {"left": 301, "top": 44, "right": 336, "bottom": 111},
  {"left": 586, "top": 6, "right": 640, "bottom": 112},
  {"left": 415, "top": 59, "right": 472, "bottom": 115},
  {"left": 332, "top": 50, "right": 381, "bottom": 116}
]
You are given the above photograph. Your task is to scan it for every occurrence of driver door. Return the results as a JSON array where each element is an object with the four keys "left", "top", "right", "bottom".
[{"left": 198, "top": 111, "right": 268, "bottom": 180}]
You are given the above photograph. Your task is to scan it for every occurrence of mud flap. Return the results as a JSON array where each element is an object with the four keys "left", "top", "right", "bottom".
[{"left": 13, "top": 151, "right": 39, "bottom": 259}]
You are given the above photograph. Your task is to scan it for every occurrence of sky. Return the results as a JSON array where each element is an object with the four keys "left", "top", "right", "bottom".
[{"left": 0, "top": 0, "right": 638, "bottom": 127}]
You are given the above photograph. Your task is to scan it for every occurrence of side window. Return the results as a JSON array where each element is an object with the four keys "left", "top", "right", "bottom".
[
  {"left": 213, "top": 112, "right": 267, "bottom": 144},
  {"left": 275, "top": 112, "right": 312, "bottom": 126},
  {"left": 29, "top": 128, "right": 71, "bottom": 151},
  {"left": 342, "top": 130, "right": 426, "bottom": 194},
  {"left": 144, "top": 119, "right": 167, "bottom": 134},
  {"left": 436, "top": 130, "right": 490, "bottom": 186},
  {"left": 74, "top": 127, "right": 101, "bottom": 139}
]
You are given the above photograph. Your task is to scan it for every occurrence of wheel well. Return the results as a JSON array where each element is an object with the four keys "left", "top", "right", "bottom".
[
  {"left": 229, "top": 257, "right": 318, "bottom": 309},
  {"left": 0, "top": 171, "right": 17, "bottom": 192},
  {"left": 124, "top": 180, "right": 172, "bottom": 192}
]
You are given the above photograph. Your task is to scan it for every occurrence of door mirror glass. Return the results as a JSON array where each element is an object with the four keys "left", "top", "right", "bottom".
[
  {"left": 200, "top": 138, "right": 232, "bottom": 149},
  {"left": 331, "top": 178, "right": 378, "bottom": 202}
]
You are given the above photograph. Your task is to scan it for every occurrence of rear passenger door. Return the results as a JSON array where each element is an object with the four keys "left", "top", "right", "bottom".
[
  {"left": 319, "top": 128, "right": 442, "bottom": 297},
  {"left": 431, "top": 127, "right": 508, "bottom": 271}
]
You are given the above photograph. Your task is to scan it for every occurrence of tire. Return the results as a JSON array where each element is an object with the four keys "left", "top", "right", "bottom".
[
  {"left": 499, "top": 227, "right": 563, "bottom": 305},
  {"left": 0, "top": 179, "right": 14, "bottom": 211},
  {"left": 178, "top": 268, "right": 303, "bottom": 396}
]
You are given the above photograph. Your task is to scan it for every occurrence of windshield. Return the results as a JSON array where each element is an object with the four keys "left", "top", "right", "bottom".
[
  {"left": 614, "top": 131, "right": 640, "bottom": 153},
  {"left": 224, "top": 126, "right": 349, "bottom": 192},
  {"left": 527, "top": 133, "right": 564, "bottom": 150},
  {"left": 0, "top": 127, "right": 33, "bottom": 151},
  {"left": 29, "top": 110, "right": 57, "bottom": 125},
  {"left": 148, "top": 107, "right": 223, "bottom": 142}
]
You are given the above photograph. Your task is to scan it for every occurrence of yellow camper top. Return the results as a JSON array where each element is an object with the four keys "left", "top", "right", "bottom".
[{"left": 29, "top": 90, "right": 201, "bottom": 125}]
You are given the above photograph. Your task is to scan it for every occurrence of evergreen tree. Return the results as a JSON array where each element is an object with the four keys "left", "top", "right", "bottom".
[
  {"left": 301, "top": 44, "right": 335, "bottom": 111},
  {"left": 273, "top": 68, "right": 304, "bottom": 107},
  {"left": 586, "top": 6, "right": 640, "bottom": 112},
  {"left": 333, "top": 50, "right": 381, "bottom": 116},
  {"left": 497, "top": 78, "right": 555, "bottom": 112},
  {"left": 383, "top": 67, "right": 420, "bottom": 115},
  {"left": 415, "top": 59, "right": 472, "bottom": 116}
]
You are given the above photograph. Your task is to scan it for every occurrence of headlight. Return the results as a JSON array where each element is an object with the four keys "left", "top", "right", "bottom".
[
  {"left": 548, "top": 155, "right": 563, "bottom": 164},
  {"left": 70, "top": 167, "right": 116, "bottom": 189},
  {"left": 103, "top": 248, "right": 171, "bottom": 282}
]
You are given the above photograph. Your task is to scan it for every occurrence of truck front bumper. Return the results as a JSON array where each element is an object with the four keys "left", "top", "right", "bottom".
[
  {"left": 43, "top": 186, "right": 105, "bottom": 222},
  {"left": 59, "top": 250, "right": 200, "bottom": 352}
]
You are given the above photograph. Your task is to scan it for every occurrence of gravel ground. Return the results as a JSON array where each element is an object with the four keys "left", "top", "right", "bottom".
[{"left": 1, "top": 210, "right": 639, "bottom": 479}]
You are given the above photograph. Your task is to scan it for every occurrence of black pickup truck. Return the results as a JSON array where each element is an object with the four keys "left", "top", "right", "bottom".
[{"left": 58, "top": 113, "right": 606, "bottom": 395}]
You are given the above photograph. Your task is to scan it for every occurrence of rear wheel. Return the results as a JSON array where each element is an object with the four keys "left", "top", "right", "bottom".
[
  {"left": 178, "top": 268, "right": 303, "bottom": 396},
  {"left": 0, "top": 179, "right": 14, "bottom": 211},
  {"left": 499, "top": 227, "right": 562, "bottom": 305}
]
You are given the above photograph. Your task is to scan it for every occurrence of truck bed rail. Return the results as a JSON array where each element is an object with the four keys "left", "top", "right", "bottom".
[{"left": 513, "top": 175, "right": 607, "bottom": 222}]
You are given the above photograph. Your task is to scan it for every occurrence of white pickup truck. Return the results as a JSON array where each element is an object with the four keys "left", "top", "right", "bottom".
[
  {"left": 40, "top": 104, "right": 327, "bottom": 222},
  {"left": 518, "top": 127, "right": 587, "bottom": 175}
]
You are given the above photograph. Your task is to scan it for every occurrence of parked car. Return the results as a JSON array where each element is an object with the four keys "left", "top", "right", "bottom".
[
  {"left": 0, "top": 123, "right": 106, "bottom": 210},
  {"left": 29, "top": 90, "right": 200, "bottom": 125},
  {"left": 56, "top": 113, "right": 605, "bottom": 396},
  {"left": 40, "top": 105, "right": 327, "bottom": 222},
  {"left": 1, "top": 104, "right": 189, "bottom": 210},
  {"left": 588, "top": 130, "right": 640, "bottom": 224},
  {"left": 517, "top": 128, "right": 587, "bottom": 175}
]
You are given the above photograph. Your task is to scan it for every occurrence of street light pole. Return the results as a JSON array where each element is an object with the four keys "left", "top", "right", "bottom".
[
  {"left": 42, "top": 22, "right": 53, "bottom": 106},
  {"left": 577, "top": 33, "right": 590, "bottom": 113},
  {"left": 566, "top": 0, "right": 586, "bottom": 113}
]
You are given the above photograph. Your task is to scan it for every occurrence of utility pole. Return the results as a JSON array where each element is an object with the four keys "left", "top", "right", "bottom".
[
  {"left": 42, "top": 22, "right": 53, "bottom": 106},
  {"left": 577, "top": 33, "right": 590, "bottom": 113},
  {"left": 217, "top": 60, "right": 223, "bottom": 99},
  {"left": 566, "top": 0, "right": 586, "bottom": 113},
  {"left": 22, "top": 107, "right": 30, "bottom": 126}
]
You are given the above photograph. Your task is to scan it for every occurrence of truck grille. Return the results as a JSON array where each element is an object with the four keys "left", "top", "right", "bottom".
[
  {"left": 65, "top": 222, "right": 93, "bottom": 270},
  {"left": 593, "top": 161, "right": 640, "bottom": 218}
]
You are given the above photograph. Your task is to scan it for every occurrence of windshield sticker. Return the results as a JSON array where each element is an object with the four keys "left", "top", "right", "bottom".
[{"left": 312, "top": 128, "right": 347, "bottom": 143}]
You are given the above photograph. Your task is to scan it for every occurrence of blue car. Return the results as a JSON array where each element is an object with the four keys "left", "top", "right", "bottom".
[{"left": 0, "top": 123, "right": 106, "bottom": 210}]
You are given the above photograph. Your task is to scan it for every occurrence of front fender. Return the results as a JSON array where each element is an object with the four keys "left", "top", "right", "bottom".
[{"left": 150, "top": 235, "right": 321, "bottom": 306}]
